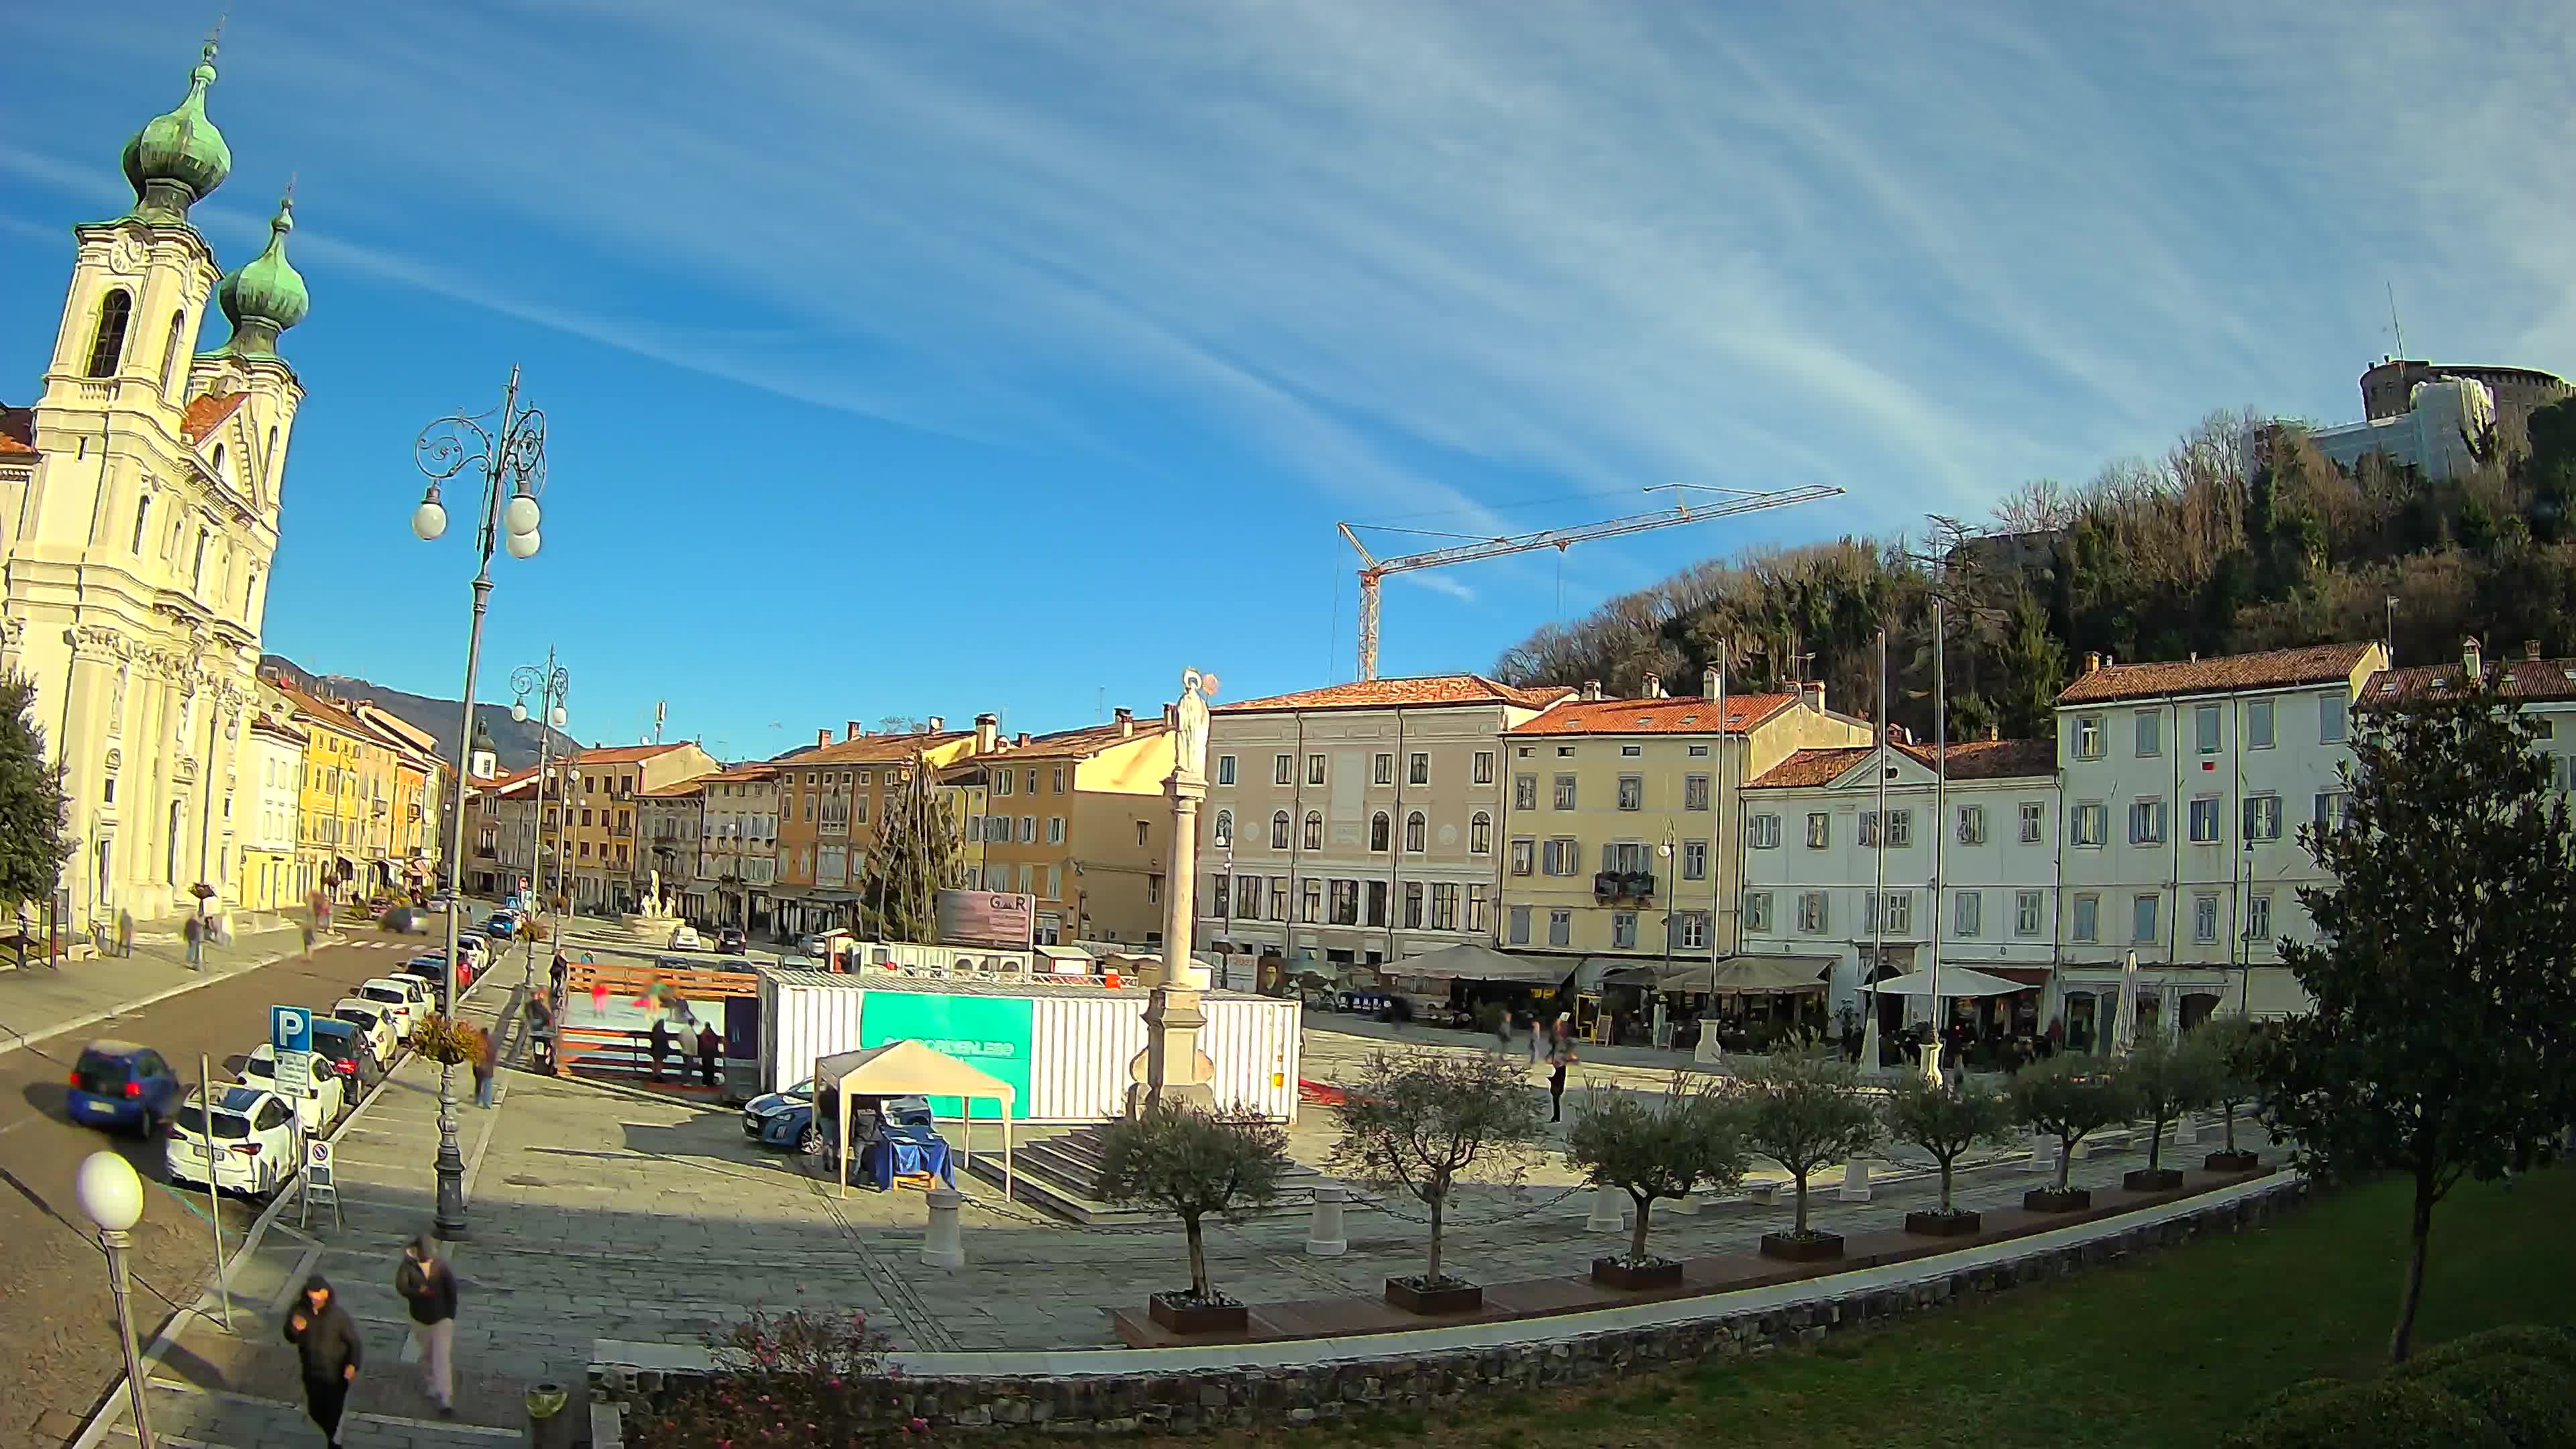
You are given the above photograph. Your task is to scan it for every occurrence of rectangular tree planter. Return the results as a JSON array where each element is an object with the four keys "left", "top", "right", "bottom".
[
  {"left": 1758, "top": 1231, "right": 1845, "bottom": 1262},
  {"left": 2204, "top": 1150, "right": 2261, "bottom": 1173},
  {"left": 2024, "top": 1187, "right": 2092, "bottom": 1213},
  {"left": 1146, "top": 1293, "right": 1248, "bottom": 1336},
  {"left": 1904, "top": 1210, "right": 1982, "bottom": 1237},
  {"left": 1383, "top": 1277, "right": 1483, "bottom": 1316},
  {"left": 2123, "top": 1167, "right": 2185, "bottom": 1192},
  {"left": 1591, "top": 1256, "right": 1684, "bottom": 1290}
]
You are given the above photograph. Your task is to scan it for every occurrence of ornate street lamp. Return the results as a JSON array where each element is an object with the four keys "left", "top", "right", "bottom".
[
  {"left": 412, "top": 366, "right": 547, "bottom": 1240},
  {"left": 76, "top": 1151, "right": 154, "bottom": 1448},
  {"left": 511, "top": 653, "right": 570, "bottom": 988}
]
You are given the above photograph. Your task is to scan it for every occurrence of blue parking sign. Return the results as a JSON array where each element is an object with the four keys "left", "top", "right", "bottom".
[{"left": 272, "top": 1004, "right": 312, "bottom": 1056}]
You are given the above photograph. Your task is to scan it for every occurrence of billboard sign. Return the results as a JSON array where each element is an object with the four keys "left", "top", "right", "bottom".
[
  {"left": 936, "top": 890, "right": 1036, "bottom": 950},
  {"left": 856, "top": 991, "right": 1034, "bottom": 1120}
]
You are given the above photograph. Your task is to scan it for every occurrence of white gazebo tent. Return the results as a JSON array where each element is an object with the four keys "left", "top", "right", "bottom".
[
  {"left": 814, "top": 1040, "right": 1016, "bottom": 1201},
  {"left": 1861, "top": 965, "right": 2033, "bottom": 1074}
]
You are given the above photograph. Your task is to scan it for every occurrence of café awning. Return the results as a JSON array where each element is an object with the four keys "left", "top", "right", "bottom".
[
  {"left": 1603, "top": 955, "right": 1832, "bottom": 995},
  {"left": 1391, "top": 943, "right": 1571, "bottom": 985},
  {"left": 1866, "top": 965, "right": 2033, "bottom": 998}
]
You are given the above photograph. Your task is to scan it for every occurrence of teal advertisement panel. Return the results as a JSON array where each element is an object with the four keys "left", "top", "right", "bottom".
[{"left": 857, "top": 992, "right": 1034, "bottom": 1120}]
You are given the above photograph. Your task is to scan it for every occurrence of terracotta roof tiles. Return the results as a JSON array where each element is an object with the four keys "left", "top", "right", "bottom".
[
  {"left": 989, "top": 720, "right": 1172, "bottom": 761},
  {"left": 2055, "top": 643, "right": 2377, "bottom": 705},
  {"left": 1218, "top": 674, "right": 1570, "bottom": 714},
  {"left": 566, "top": 742, "right": 702, "bottom": 766},
  {"left": 180, "top": 392, "right": 247, "bottom": 443},
  {"left": 777, "top": 731, "right": 967, "bottom": 767},
  {"left": 2365, "top": 655, "right": 2576, "bottom": 706},
  {"left": 0, "top": 407, "right": 34, "bottom": 458},
  {"left": 1751, "top": 738, "right": 2056, "bottom": 789},
  {"left": 1507, "top": 692, "right": 1798, "bottom": 737}
]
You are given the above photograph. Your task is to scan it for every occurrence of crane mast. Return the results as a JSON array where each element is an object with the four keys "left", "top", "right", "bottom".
[{"left": 1340, "top": 482, "right": 1844, "bottom": 681}]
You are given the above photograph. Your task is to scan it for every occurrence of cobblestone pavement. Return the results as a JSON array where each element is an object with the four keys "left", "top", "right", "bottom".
[{"left": 119, "top": 1007, "right": 2276, "bottom": 1444}]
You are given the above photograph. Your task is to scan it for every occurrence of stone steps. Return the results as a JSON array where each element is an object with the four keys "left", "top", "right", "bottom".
[{"left": 959, "top": 1122, "right": 1332, "bottom": 1226}]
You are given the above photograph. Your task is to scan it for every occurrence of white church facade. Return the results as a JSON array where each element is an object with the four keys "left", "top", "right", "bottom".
[{"left": 0, "top": 38, "right": 311, "bottom": 926}]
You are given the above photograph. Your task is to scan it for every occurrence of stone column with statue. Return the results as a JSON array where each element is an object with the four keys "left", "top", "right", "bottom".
[{"left": 1126, "top": 668, "right": 1222, "bottom": 1116}]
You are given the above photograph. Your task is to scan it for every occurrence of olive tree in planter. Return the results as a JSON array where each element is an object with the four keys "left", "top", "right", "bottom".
[
  {"left": 1879, "top": 1075, "right": 2015, "bottom": 1236},
  {"left": 2009, "top": 1056, "right": 2135, "bottom": 1212},
  {"left": 1093, "top": 1102, "right": 1291, "bottom": 1336},
  {"left": 2193, "top": 1016, "right": 2266, "bottom": 1172},
  {"left": 1329, "top": 1050, "right": 1547, "bottom": 1314},
  {"left": 1564, "top": 1074, "right": 1750, "bottom": 1289},
  {"left": 1737, "top": 1046, "right": 1880, "bottom": 1262},
  {"left": 2118, "top": 1035, "right": 2219, "bottom": 1191}
]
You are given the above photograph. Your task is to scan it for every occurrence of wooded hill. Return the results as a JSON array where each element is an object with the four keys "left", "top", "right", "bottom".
[{"left": 1492, "top": 398, "right": 2576, "bottom": 744}]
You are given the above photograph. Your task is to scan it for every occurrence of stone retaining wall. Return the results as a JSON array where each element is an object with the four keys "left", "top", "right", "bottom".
[{"left": 592, "top": 1177, "right": 2309, "bottom": 1440}]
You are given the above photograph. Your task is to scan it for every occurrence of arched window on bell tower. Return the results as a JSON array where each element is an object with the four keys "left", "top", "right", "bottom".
[
  {"left": 211, "top": 443, "right": 225, "bottom": 482},
  {"left": 159, "top": 310, "right": 186, "bottom": 396},
  {"left": 87, "top": 289, "right": 133, "bottom": 378}
]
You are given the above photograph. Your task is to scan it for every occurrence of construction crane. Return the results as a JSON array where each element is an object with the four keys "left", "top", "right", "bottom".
[{"left": 1338, "top": 482, "right": 1844, "bottom": 681}]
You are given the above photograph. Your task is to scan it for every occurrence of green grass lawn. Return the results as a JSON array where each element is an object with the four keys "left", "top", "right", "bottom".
[{"left": 1083, "top": 1169, "right": 2576, "bottom": 1449}]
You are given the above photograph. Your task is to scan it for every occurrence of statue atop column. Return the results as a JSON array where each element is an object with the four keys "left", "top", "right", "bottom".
[{"left": 1174, "top": 667, "right": 1216, "bottom": 782}]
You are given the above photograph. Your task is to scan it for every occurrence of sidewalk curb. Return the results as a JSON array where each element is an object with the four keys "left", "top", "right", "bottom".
[
  {"left": 67, "top": 967, "right": 501, "bottom": 1449},
  {"left": 0, "top": 931, "right": 345, "bottom": 1065}
]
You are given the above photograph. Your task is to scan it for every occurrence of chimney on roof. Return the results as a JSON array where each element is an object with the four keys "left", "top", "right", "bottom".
[
  {"left": 1015, "top": 731, "right": 1030, "bottom": 747},
  {"left": 926, "top": 715, "right": 945, "bottom": 733},
  {"left": 975, "top": 712, "right": 999, "bottom": 755},
  {"left": 1802, "top": 681, "right": 1825, "bottom": 714},
  {"left": 1643, "top": 673, "right": 1664, "bottom": 699},
  {"left": 817, "top": 729, "right": 832, "bottom": 748},
  {"left": 2463, "top": 635, "right": 2483, "bottom": 679},
  {"left": 1580, "top": 679, "right": 1603, "bottom": 702},
  {"left": 2527, "top": 639, "right": 2542, "bottom": 661},
  {"left": 1702, "top": 667, "right": 1721, "bottom": 702},
  {"left": 2084, "top": 651, "right": 2102, "bottom": 675},
  {"left": 846, "top": 720, "right": 862, "bottom": 741},
  {"left": 1164, "top": 702, "right": 1179, "bottom": 730},
  {"left": 1114, "top": 706, "right": 1134, "bottom": 739}
]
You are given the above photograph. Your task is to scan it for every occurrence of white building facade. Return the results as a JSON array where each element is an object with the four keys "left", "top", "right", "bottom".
[
  {"left": 698, "top": 764, "right": 780, "bottom": 931},
  {"left": 1740, "top": 738, "right": 2060, "bottom": 1034},
  {"left": 1196, "top": 676, "right": 1566, "bottom": 974},
  {"left": 2051, "top": 641, "right": 2387, "bottom": 1042},
  {"left": 0, "top": 44, "right": 311, "bottom": 926},
  {"left": 241, "top": 713, "right": 305, "bottom": 912}
]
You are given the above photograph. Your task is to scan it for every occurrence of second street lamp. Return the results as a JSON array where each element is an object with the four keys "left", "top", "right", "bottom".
[
  {"left": 413, "top": 366, "right": 548, "bottom": 1240},
  {"left": 511, "top": 653, "right": 571, "bottom": 989}
]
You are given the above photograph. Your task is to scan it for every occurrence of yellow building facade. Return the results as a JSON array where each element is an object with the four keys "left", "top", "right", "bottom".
[
  {"left": 1497, "top": 678, "right": 1869, "bottom": 971},
  {"left": 954, "top": 710, "right": 1174, "bottom": 947}
]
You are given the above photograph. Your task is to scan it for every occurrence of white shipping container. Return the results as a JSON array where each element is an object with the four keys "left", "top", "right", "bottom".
[{"left": 754, "top": 969, "right": 1300, "bottom": 1121}]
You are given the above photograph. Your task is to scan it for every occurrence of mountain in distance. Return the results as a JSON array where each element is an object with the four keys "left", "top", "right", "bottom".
[{"left": 260, "top": 654, "right": 577, "bottom": 773}]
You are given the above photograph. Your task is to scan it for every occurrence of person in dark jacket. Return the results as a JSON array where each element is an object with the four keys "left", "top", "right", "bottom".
[
  {"left": 394, "top": 1236, "right": 459, "bottom": 1415},
  {"left": 648, "top": 1018, "right": 671, "bottom": 1081},
  {"left": 283, "top": 1274, "right": 363, "bottom": 1446},
  {"left": 695, "top": 1023, "right": 720, "bottom": 1087}
]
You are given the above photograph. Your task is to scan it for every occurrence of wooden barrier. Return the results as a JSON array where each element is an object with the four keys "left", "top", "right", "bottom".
[{"left": 566, "top": 959, "right": 760, "bottom": 1000}]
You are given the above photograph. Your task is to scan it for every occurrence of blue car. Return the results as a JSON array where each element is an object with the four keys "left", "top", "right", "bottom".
[
  {"left": 66, "top": 1040, "right": 186, "bottom": 1136},
  {"left": 484, "top": 912, "right": 517, "bottom": 940},
  {"left": 753, "top": 1093, "right": 934, "bottom": 1154}
]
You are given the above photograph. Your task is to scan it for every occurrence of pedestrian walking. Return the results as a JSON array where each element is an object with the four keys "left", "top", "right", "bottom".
[
  {"left": 550, "top": 951, "right": 570, "bottom": 998},
  {"left": 696, "top": 1022, "right": 720, "bottom": 1088},
  {"left": 115, "top": 908, "right": 134, "bottom": 958},
  {"left": 394, "top": 1237, "right": 460, "bottom": 1417},
  {"left": 526, "top": 993, "right": 555, "bottom": 1073},
  {"left": 284, "top": 1274, "right": 364, "bottom": 1447},
  {"left": 1525, "top": 1012, "right": 1546, "bottom": 1067},
  {"left": 648, "top": 1018, "right": 671, "bottom": 1081},
  {"left": 182, "top": 912, "right": 205, "bottom": 968},
  {"left": 472, "top": 1026, "right": 497, "bottom": 1108},
  {"left": 1548, "top": 1012, "right": 1576, "bottom": 1123}
]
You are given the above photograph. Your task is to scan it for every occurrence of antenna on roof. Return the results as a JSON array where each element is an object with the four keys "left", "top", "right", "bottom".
[{"left": 2386, "top": 281, "right": 2404, "bottom": 359}]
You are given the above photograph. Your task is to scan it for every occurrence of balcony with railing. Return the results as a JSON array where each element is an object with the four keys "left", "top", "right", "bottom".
[{"left": 1593, "top": 870, "right": 1657, "bottom": 902}]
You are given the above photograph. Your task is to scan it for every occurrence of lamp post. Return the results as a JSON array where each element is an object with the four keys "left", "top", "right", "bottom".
[
  {"left": 511, "top": 653, "right": 570, "bottom": 988},
  {"left": 412, "top": 366, "right": 548, "bottom": 1241},
  {"left": 76, "top": 1151, "right": 154, "bottom": 1449}
]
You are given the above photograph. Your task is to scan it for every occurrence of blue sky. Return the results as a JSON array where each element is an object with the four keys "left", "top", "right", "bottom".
[{"left": 5, "top": 3, "right": 2571, "bottom": 762}]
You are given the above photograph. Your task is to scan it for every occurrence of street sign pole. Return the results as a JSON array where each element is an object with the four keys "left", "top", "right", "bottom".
[{"left": 197, "top": 1053, "right": 231, "bottom": 1329}]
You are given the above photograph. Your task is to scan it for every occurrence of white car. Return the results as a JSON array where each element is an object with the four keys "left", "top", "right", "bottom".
[
  {"left": 668, "top": 924, "right": 703, "bottom": 951},
  {"left": 352, "top": 978, "right": 425, "bottom": 1039},
  {"left": 236, "top": 1044, "right": 347, "bottom": 1134},
  {"left": 330, "top": 1000, "right": 400, "bottom": 1065},
  {"left": 455, "top": 934, "right": 490, "bottom": 975},
  {"left": 167, "top": 1085, "right": 300, "bottom": 1197}
]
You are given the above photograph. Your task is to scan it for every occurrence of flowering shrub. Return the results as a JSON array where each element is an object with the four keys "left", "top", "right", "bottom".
[{"left": 625, "top": 1308, "right": 926, "bottom": 1447}]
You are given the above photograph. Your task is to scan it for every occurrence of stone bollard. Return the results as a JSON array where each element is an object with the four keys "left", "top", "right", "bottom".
[
  {"left": 1749, "top": 1181, "right": 1780, "bottom": 1206},
  {"left": 1305, "top": 1185, "right": 1348, "bottom": 1257},
  {"left": 525, "top": 1381, "right": 576, "bottom": 1449},
  {"left": 920, "top": 1189, "right": 965, "bottom": 1270},
  {"left": 1836, "top": 1158, "right": 1872, "bottom": 1203},
  {"left": 2021, "top": 1130, "right": 2059, "bottom": 1174},
  {"left": 2169, "top": 1114, "right": 2198, "bottom": 1150},
  {"left": 1665, "top": 1193, "right": 1698, "bottom": 1217},
  {"left": 2070, "top": 1136, "right": 2093, "bottom": 1161},
  {"left": 1586, "top": 1184, "right": 1627, "bottom": 1233}
]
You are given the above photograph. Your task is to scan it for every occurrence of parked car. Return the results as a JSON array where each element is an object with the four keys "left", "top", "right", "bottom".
[
  {"left": 398, "top": 950, "right": 478, "bottom": 997},
  {"left": 740, "top": 1077, "right": 818, "bottom": 1141},
  {"left": 330, "top": 1000, "right": 400, "bottom": 1065},
  {"left": 794, "top": 934, "right": 830, "bottom": 959},
  {"left": 66, "top": 1040, "right": 186, "bottom": 1136},
  {"left": 235, "top": 1044, "right": 347, "bottom": 1134},
  {"left": 667, "top": 924, "right": 703, "bottom": 951},
  {"left": 454, "top": 933, "right": 491, "bottom": 975},
  {"left": 352, "top": 978, "right": 425, "bottom": 1039},
  {"left": 166, "top": 1085, "right": 299, "bottom": 1197},
  {"left": 714, "top": 926, "right": 747, "bottom": 955},
  {"left": 307, "top": 1018, "right": 384, "bottom": 1088},
  {"left": 381, "top": 906, "right": 431, "bottom": 934},
  {"left": 484, "top": 911, "right": 518, "bottom": 941},
  {"left": 756, "top": 1093, "right": 934, "bottom": 1154}
]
